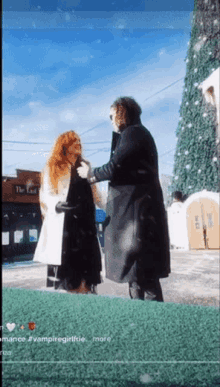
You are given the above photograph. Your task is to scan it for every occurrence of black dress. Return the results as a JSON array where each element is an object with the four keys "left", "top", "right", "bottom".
[{"left": 47, "top": 168, "right": 102, "bottom": 291}]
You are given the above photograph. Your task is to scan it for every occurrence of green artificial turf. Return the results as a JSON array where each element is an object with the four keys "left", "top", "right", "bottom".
[{"left": 2, "top": 287, "right": 220, "bottom": 387}]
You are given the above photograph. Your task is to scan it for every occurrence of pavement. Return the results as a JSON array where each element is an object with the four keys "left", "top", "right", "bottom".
[{"left": 2, "top": 250, "right": 219, "bottom": 307}]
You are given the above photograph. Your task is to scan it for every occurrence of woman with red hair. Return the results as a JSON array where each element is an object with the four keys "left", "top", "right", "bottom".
[{"left": 33, "top": 130, "right": 103, "bottom": 294}]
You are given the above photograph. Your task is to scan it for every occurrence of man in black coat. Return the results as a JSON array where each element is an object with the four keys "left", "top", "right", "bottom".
[{"left": 77, "top": 97, "right": 170, "bottom": 301}]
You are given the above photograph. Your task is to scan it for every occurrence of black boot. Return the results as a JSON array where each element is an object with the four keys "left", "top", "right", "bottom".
[
  {"left": 144, "top": 279, "right": 164, "bottom": 302},
  {"left": 129, "top": 282, "right": 145, "bottom": 300}
]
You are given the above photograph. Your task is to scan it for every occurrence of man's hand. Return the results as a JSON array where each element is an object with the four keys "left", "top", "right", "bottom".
[{"left": 77, "top": 161, "right": 90, "bottom": 178}]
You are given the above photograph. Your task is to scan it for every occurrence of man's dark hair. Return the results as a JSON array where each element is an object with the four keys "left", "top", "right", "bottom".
[
  {"left": 173, "top": 191, "right": 183, "bottom": 201},
  {"left": 182, "top": 194, "right": 188, "bottom": 202},
  {"left": 111, "top": 97, "right": 142, "bottom": 130}
]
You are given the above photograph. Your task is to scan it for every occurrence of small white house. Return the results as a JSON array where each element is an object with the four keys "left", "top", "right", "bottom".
[{"left": 167, "top": 190, "right": 219, "bottom": 250}]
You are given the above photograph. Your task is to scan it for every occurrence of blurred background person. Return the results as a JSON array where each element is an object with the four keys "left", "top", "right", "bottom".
[
  {"left": 34, "top": 130, "right": 104, "bottom": 294},
  {"left": 78, "top": 97, "right": 170, "bottom": 301},
  {"left": 171, "top": 191, "right": 184, "bottom": 208},
  {"left": 167, "top": 191, "right": 185, "bottom": 250}
]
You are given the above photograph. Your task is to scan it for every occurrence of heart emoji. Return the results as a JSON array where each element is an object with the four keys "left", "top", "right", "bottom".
[{"left": 6, "top": 323, "right": 16, "bottom": 332}]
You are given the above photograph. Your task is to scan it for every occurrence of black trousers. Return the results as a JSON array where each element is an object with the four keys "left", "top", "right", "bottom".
[{"left": 129, "top": 278, "right": 164, "bottom": 301}]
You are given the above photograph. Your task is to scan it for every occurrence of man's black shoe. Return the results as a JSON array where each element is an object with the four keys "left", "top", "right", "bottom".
[{"left": 129, "top": 282, "right": 145, "bottom": 300}]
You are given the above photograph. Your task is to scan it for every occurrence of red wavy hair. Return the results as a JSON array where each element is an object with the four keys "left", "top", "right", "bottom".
[{"left": 41, "top": 130, "right": 100, "bottom": 204}]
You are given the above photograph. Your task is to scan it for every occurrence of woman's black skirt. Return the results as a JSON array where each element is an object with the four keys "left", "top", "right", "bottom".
[{"left": 46, "top": 263, "right": 102, "bottom": 291}]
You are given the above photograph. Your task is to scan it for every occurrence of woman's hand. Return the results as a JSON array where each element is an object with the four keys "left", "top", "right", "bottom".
[{"left": 77, "top": 161, "right": 90, "bottom": 179}]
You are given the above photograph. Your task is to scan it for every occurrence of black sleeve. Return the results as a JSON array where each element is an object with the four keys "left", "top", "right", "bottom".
[{"left": 89, "top": 126, "right": 141, "bottom": 183}]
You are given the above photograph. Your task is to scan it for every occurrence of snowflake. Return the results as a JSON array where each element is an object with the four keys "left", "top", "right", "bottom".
[
  {"left": 175, "top": 176, "right": 178, "bottom": 180},
  {"left": 194, "top": 41, "right": 203, "bottom": 52},
  {"left": 212, "top": 68, "right": 215, "bottom": 72},
  {"left": 182, "top": 126, "right": 185, "bottom": 130},
  {"left": 213, "top": 157, "right": 217, "bottom": 162},
  {"left": 186, "top": 59, "right": 189, "bottom": 63},
  {"left": 188, "top": 123, "right": 192, "bottom": 128},
  {"left": 209, "top": 52, "right": 212, "bottom": 55},
  {"left": 216, "top": 139, "right": 220, "bottom": 144},
  {"left": 213, "top": 20, "right": 218, "bottom": 25},
  {"left": 140, "top": 374, "right": 152, "bottom": 383},
  {"left": 179, "top": 117, "right": 182, "bottom": 121},
  {"left": 186, "top": 102, "right": 189, "bottom": 106},
  {"left": 194, "top": 68, "right": 198, "bottom": 73},
  {"left": 194, "top": 82, "right": 198, "bottom": 87},
  {"left": 186, "top": 164, "right": 190, "bottom": 169},
  {"left": 203, "top": 113, "right": 208, "bottom": 117},
  {"left": 188, "top": 185, "right": 192, "bottom": 188},
  {"left": 185, "top": 151, "right": 189, "bottom": 155},
  {"left": 199, "top": 136, "right": 202, "bottom": 140},
  {"left": 195, "top": 101, "right": 199, "bottom": 105},
  {"left": 198, "top": 169, "right": 201, "bottom": 173},
  {"left": 202, "top": 36, "right": 207, "bottom": 41},
  {"left": 193, "top": 55, "right": 196, "bottom": 58},
  {"left": 178, "top": 153, "right": 181, "bottom": 156}
]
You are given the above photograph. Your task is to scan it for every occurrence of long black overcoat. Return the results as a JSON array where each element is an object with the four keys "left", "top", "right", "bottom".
[{"left": 90, "top": 121, "right": 170, "bottom": 286}]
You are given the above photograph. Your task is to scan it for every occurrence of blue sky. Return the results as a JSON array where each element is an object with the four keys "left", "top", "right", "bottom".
[{"left": 3, "top": 0, "right": 195, "bottom": 187}]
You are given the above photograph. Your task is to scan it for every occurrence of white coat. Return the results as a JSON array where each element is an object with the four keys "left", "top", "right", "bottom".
[
  {"left": 167, "top": 201, "right": 185, "bottom": 249},
  {"left": 33, "top": 169, "right": 70, "bottom": 266}
]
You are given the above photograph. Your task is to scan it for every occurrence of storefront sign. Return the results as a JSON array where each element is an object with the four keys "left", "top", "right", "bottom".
[{"left": 14, "top": 185, "right": 39, "bottom": 195}]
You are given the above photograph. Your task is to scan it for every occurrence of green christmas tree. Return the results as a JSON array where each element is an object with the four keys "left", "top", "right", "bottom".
[{"left": 170, "top": 0, "right": 220, "bottom": 198}]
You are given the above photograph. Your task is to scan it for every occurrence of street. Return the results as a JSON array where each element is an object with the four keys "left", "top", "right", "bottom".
[{"left": 2, "top": 249, "right": 219, "bottom": 307}]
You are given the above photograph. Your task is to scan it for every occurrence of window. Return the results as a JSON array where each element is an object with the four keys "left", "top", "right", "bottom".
[
  {"left": 195, "top": 216, "right": 200, "bottom": 229},
  {"left": 14, "top": 230, "right": 24, "bottom": 243},
  {"left": 207, "top": 213, "right": 214, "bottom": 228},
  {"left": 3, "top": 213, "right": 10, "bottom": 227},
  {"left": 2, "top": 232, "right": 10, "bottom": 245},
  {"left": 29, "top": 229, "right": 38, "bottom": 243}
]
